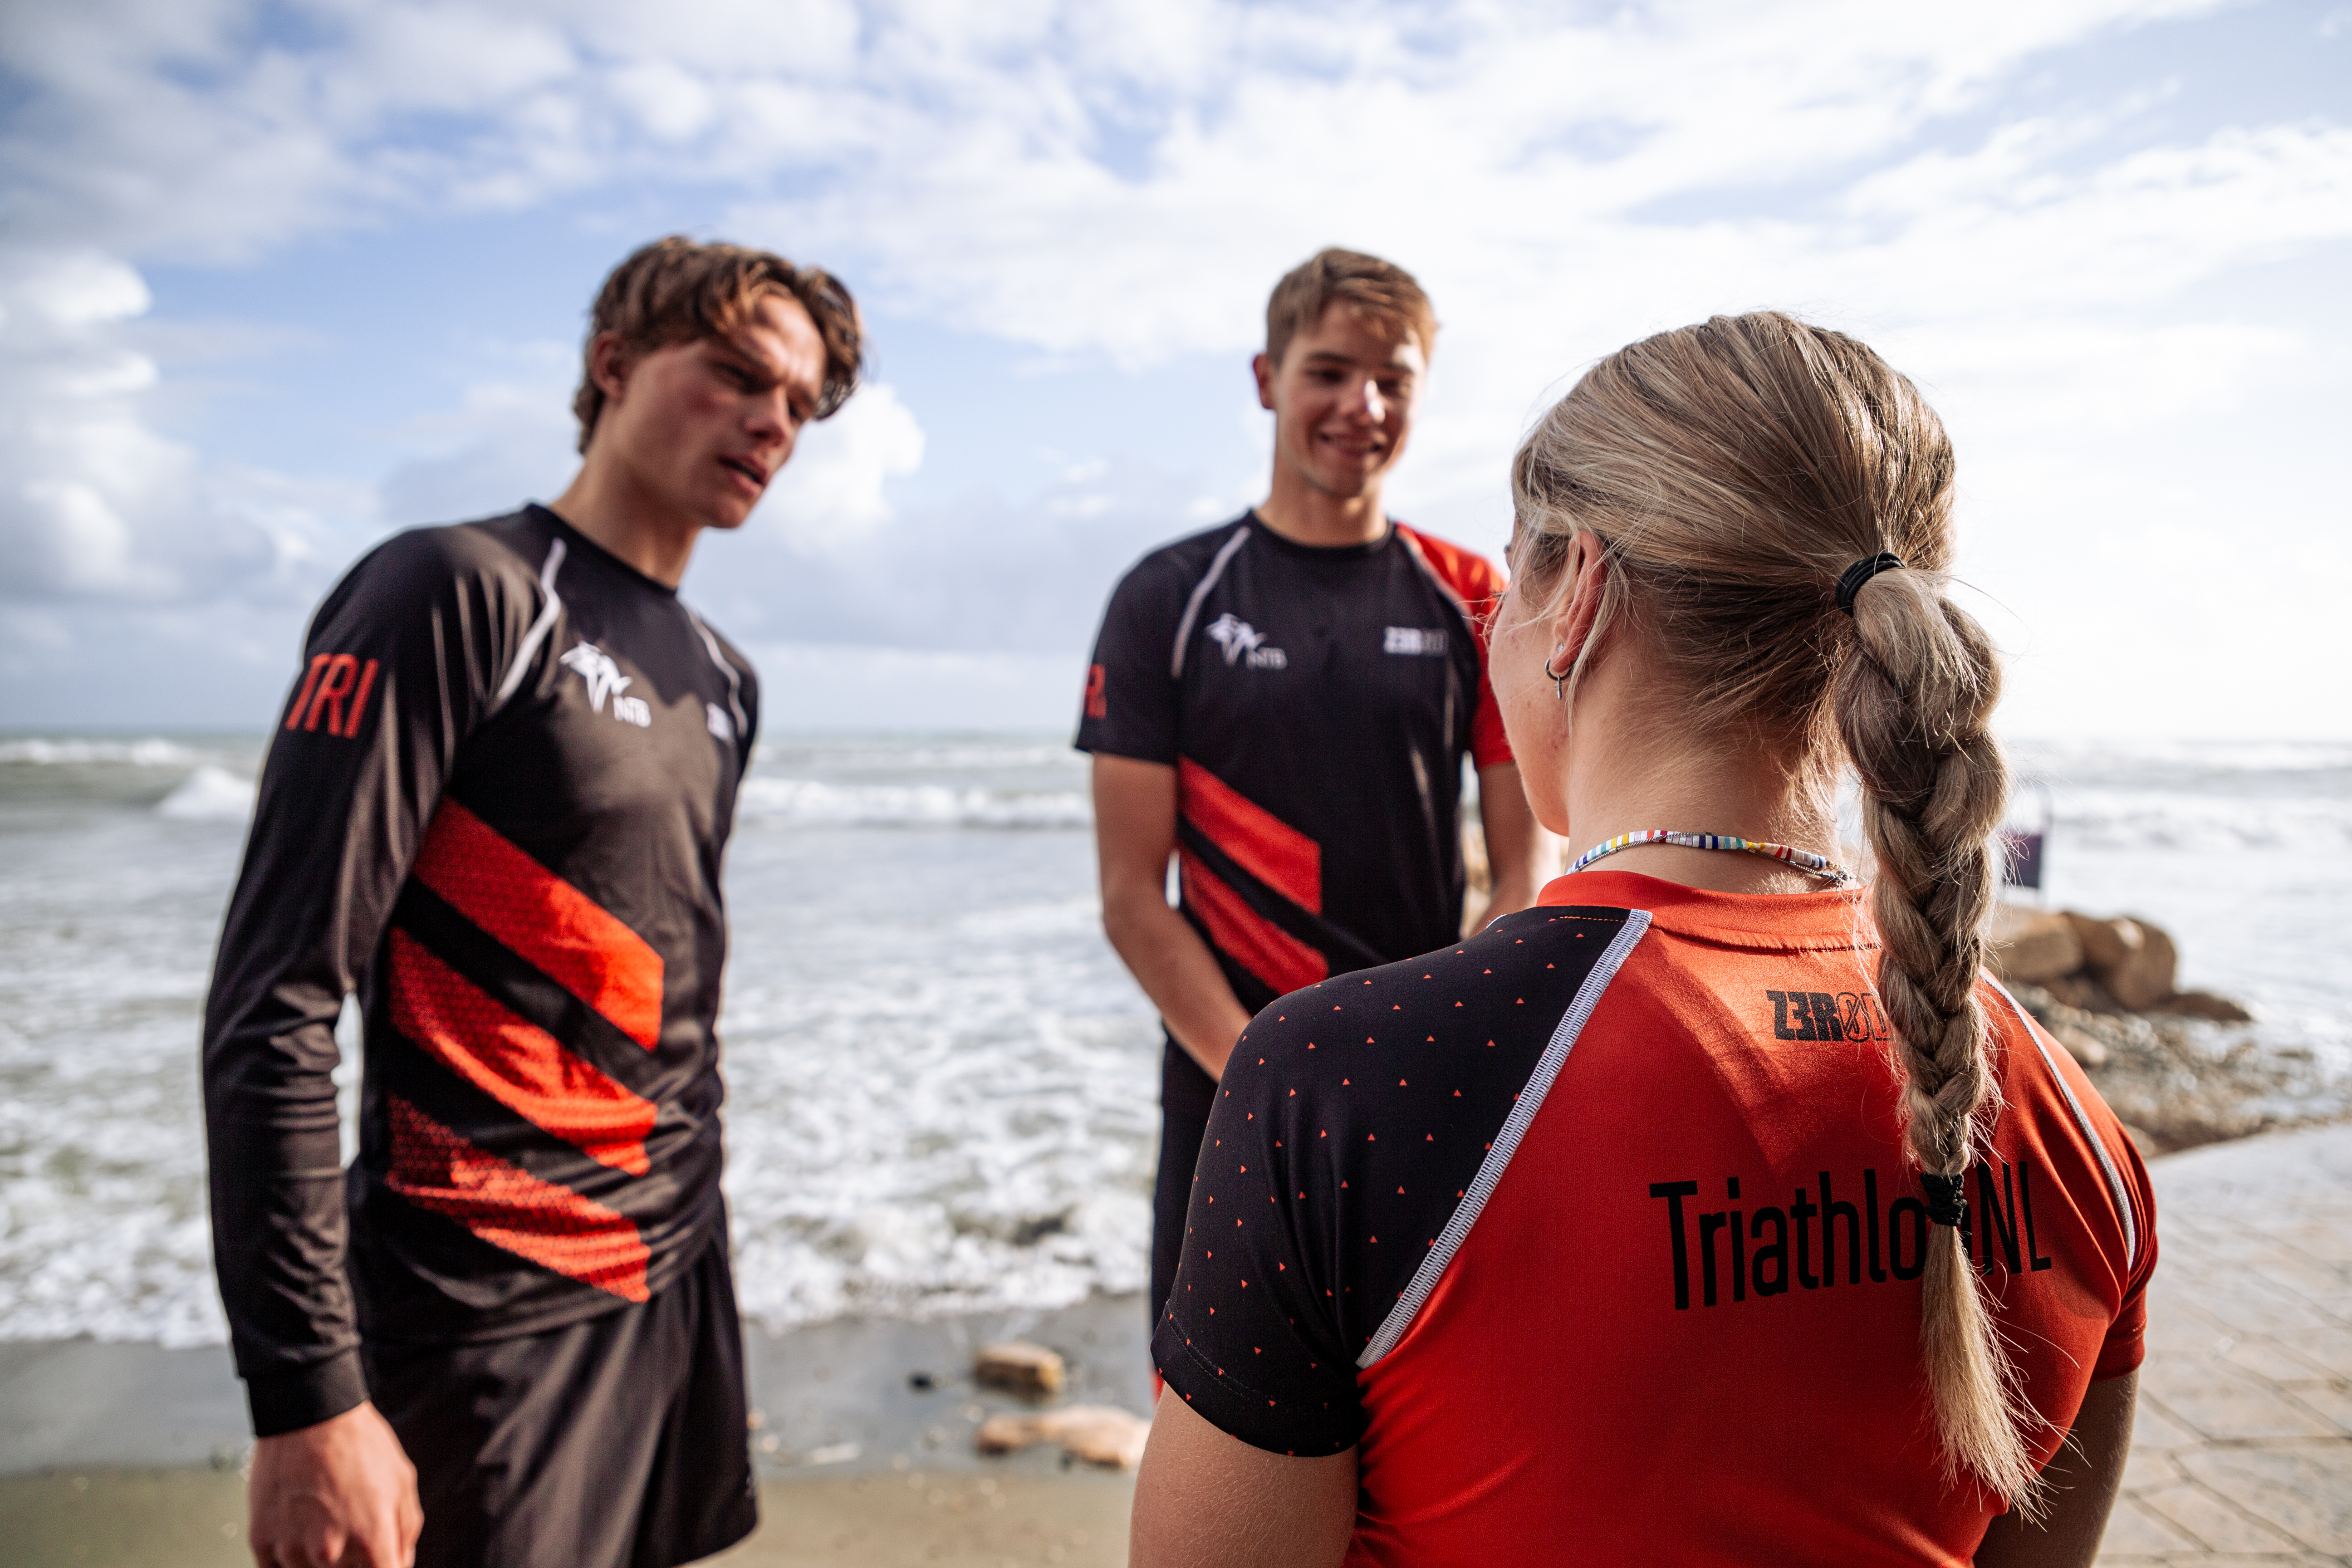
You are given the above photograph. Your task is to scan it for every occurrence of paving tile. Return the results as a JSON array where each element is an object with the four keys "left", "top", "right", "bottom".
[
  {"left": 2222, "top": 1337, "right": 2343, "bottom": 1386},
  {"left": 2166, "top": 1283, "right": 2339, "bottom": 1336},
  {"left": 2100, "top": 1496, "right": 2209, "bottom": 1555},
  {"left": 2245, "top": 1256, "right": 2352, "bottom": 1301},
  {"left": 2269, "top": 1328, "right": 2352, "bottom": 1381},
  {"left": 2124, "top": 1444, "right": 2186, "bottom": 1494},
  {"left": 2254, "top": 1223, "right": 2352, "bottom": 1267},
  {"left": 2278, "top": 1382, "right": 2352, "bottom": 1433},
  {"left": 2178, "top": 1444, "right": 2352, "bottom": 1554},
  {"left": 2131, "top": 1398, "right": 2207, "bottom": 1453},
  {"left": 2144, "top": 1369, "right": 2340, "bottom": 1441},
  {"left": 2138, "top": 1481, "right": 2308, "bottom": 1553}
]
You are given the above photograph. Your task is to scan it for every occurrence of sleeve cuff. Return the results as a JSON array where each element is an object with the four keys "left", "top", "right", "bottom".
[
  {"left": 1152, "top": 1313, "right": 1362, "bottom": 1458},
  {"left": 246, "top": 1348, "right": 370, "bottom": 1437}
]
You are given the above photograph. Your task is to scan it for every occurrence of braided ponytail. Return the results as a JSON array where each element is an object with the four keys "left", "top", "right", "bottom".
[
  {"left": 1509, "top": 312, "right": 2042, "bottom": 1509},
  {"left": 1835, "top": 570, "right": 2041, "bottom": 1508}
]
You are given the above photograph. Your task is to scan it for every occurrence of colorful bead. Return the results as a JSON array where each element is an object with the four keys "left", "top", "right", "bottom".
[{"left": 1569, "top": 828, "right": 1850, "bottom": 882}]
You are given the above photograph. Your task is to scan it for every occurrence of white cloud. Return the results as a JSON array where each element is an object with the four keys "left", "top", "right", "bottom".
[
  {"left": 0, "top": 247, "right": 345, "bottom": 606},
  {"left": 759, "top": 382, "right": 927, "bottom": 552},
  {"left": 1, "top": 0, "right": 2346, "bottom": 733}
]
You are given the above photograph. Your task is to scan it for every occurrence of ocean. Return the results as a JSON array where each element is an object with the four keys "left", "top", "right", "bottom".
[{"left": 0, "top": 732, "right": 2345, "bottom": 1349}]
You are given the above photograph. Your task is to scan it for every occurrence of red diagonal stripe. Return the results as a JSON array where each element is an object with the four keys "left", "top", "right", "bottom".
[
  {"left": 390, "top": 931, "right": 654, "bottom": 1176},
  {"left": 1179, "top": 759, "right": 1321, "bottom": 915},
  {"left": 386, "top": 1096, "right": 650, "bottom": 1302},
  {"left": 1181, "top": 853, "right": 1328, "bottom": 997},
  {"left": 412, "top": 799, "right": 663, "bottom": 1049}
]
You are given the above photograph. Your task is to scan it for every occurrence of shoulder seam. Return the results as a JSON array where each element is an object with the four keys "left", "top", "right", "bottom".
[
  {"left": 491, "top": 536, "right": 567, "bottom": 709},
  {"left": 1989, "top": 981, "right": 2139, "bottom": 1269},
  {"left": 684, "top": 606, "right": 749, "bottom": 740},
  {"left": 1357, "top": 909, "right": 1653, "bottom": 1368},
  {"left": 1170, "top": 524, "right": 1254, "bottom": 679}
]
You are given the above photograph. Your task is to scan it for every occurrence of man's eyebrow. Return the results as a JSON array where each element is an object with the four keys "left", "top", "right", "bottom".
[
  {"left": 710, "top": 337, "right": 785, "bottom": 381},
  {"left": 1299, "top": 350, "right": 1417, "bottom": 373}
]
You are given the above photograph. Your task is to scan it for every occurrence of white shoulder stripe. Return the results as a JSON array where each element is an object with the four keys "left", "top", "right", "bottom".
[
  {"left": 1358, "top": 910, "right": 1653, "bottom": 1369},
  {"left": 492, "top": 537, "right": 567, "bottom": 708},
  {"left": 685, "top": 607, "right": 748, "bottom": 739},
  {"left": 1170, "top": 525, "right": 1253, "bottom": 680},
  {"left": 1991, "top": 982, "right": 2138, "bottom": 1270}
]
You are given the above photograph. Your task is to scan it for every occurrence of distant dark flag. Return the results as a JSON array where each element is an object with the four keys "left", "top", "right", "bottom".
[
  {"left": 1998, "top": 827, "right": 2044, "bottom": 891},
  {"left": 1999, "top": 779, "right": 2055, "bottom": 896}
]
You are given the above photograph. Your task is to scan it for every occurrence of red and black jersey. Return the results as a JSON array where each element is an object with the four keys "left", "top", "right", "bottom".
[
  {"left": 1075, "top": 511, "right": 1512, "bottom": 1014},
  {"left": 203, "top": 505, "right": 758, "bottom": 1437},
  {"left": 1157, "top": 871, "right": 2155, "bottom": 1566}
]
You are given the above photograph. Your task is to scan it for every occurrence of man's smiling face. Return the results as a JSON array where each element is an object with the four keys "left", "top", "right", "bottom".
[
  {"left": 590, "top": 291, "right": 828, "bottom": 534},
  {"left": 1255, "top": 304, "right": 1426, "bottom": 503}
]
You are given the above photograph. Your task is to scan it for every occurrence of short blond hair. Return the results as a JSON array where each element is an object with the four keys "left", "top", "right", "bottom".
[{"left": 1264, "top": 248, "right": 1436, "bottom": 368}]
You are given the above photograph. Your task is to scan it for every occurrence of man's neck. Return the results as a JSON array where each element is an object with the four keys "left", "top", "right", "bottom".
[
  {"left": 549, "top": 465, "right": 701, "bottom": 588},
  {"left": 1254, "top": 470, "right": 1389, "bottom": 549}
]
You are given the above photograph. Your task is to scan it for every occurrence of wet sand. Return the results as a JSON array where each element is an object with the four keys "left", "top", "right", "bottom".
[
  {"left": 0, "top": 1468, "right": 1134, "bottom": 1568},
  {"left": 0, "top": 1293, "right": 1150, "bottom": 1566}
]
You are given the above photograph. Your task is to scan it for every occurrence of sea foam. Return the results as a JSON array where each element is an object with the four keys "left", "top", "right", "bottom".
[{"left": 157, "top": 766, "right": 258, "bottom": 822}]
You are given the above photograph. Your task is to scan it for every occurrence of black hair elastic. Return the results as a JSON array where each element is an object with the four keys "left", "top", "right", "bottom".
[
  {"left": 1835, "top": 552, "right": 1906, "bottom": 616},
  {"left": 1919, "top": 1171, "right": 1968, "bottom": 1230}
]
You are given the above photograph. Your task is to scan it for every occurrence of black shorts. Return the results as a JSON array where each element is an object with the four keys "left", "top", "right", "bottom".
[
  {"left": 367, "top": 1225, "right": 758, "bottom": 1568},
  {"left": 1152, "top": 1032, "right": 1218, "bottom": 1327}
]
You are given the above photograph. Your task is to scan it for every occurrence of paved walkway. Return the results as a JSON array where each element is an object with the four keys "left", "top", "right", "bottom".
[{"left": 2102, "top": 1121, "right": 2352, "bottom": 1565}]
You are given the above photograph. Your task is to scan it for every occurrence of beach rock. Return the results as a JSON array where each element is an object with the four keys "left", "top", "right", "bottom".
[
  {"left": 2151, "top": 989, "right": 2256, "bottom": 1024},
  {"left": 2036, "top": 972, "right": 2124, "bottom": 1015},
  {"left": 2064, "top": 913, "right": 2177, "bottom": 1011},
  {"left": 976, "top": 1406, "right": 1151, "bottom": 1469},
  {"left": 1987, "top": 906, "right": 2083, "bottom": 985},
  {"left": 2004, "top": 980, "right": 2342, "bottom": 1153},
  {"left": 2048, "top": 1023, "right": 2109, "bottom": 1070},
  {"left": 974, "top": 1341, "right": 1066, "bottom": 1399}
]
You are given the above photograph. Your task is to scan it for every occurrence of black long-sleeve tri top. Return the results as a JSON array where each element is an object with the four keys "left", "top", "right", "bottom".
[{"left": 202, "top": 505, "right": 759, "bottom": 1436}]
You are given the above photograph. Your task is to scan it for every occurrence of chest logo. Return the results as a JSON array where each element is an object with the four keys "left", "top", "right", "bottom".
[
  {"left": 1204, "top": 613, "right": 1288, "bottom": 670},
  {"left": 560, "top": 642, "right": 652, "bottom": 727},
  {"left": 1383, "top": 626, "right": 1450, "bottom": 656}
]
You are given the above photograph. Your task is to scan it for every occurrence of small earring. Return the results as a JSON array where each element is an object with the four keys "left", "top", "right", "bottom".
[{"left": 1544, "top": 650, "right": 1570, "bottom": 701}]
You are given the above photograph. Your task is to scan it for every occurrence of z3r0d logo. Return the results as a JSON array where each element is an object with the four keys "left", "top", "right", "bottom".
[
  {"left": 560, "top": 642, "right": 652, "bottom": 727},
  {"left": 1204, "top": 613, "right": 1287, "bottom": 670}
]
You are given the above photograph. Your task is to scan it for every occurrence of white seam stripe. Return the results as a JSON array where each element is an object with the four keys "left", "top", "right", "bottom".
[
  {"left": 686, "top": 608, "right": 747, "bottom": 737},
  {"left": 1169, "top": 525, "right": 1252, "bottom": 680},
  {"left": 493, "top": 537, "right": 567, "bottom": 707},
  {"left": 1993, "top": 982, "right": 2137, "bottom": 1269},
  {"left": 1357, "top": 910, "right": 1652, "bottom": 1369}
]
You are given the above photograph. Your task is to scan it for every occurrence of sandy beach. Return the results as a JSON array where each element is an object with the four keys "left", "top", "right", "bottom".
[
  {"left": 1, "top": 1293, "right": 1151, "bottom": 1567},
  {"left": 11, "top": 1125, "right": 2352, "bottom": 1566}
]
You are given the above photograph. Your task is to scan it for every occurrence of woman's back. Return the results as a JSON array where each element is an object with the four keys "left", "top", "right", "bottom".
[{"left": 1161, "top": 870, "right": 2151, "bottom": 1564}]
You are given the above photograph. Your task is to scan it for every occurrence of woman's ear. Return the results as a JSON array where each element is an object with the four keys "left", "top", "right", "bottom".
[{"left": 1548, "top": 533, "right": 1611, "bottom": 672}]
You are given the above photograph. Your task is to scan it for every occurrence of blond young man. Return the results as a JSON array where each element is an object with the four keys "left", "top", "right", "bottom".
[
  {"left": 1076, "top": 248, "right": 1544, "bottom": 1343},
  {"left": 204, "top": 237, "right": 860, "bottom": 1568}
]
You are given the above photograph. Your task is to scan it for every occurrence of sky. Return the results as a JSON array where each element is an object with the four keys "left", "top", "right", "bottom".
[{"left": 0, "top": 0, "right": 2347, "bottom": 738}]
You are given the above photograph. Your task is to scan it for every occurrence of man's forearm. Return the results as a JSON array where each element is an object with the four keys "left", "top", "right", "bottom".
[{"left": 1103, "top": 889, "right": 1254, "bottom": 1081}]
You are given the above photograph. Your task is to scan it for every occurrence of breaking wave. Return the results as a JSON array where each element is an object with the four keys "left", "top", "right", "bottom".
[
  {"left": 157, "top": 766, "right": 258, "bottom": 822},
  {"left": 0, "top": 738, "right": 208, "bottom": 767},
  {"left": 737, "top": 777, "right": 1090, "bottom": 829}
]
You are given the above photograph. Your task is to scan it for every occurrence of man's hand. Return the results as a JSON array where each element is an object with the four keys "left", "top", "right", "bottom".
[{"left": 248, "top": 1401, "right": 422, "bottom": 1568}]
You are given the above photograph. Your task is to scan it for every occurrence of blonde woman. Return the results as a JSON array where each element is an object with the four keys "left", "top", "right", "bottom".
[{"left": 1132, "top": 313, "right": 2152, "bottom": 1567}]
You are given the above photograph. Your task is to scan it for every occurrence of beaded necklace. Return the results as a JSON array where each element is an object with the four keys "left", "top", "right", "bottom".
[{"left": 1569, "top": 828, "right": 1851, "bottom": 883}]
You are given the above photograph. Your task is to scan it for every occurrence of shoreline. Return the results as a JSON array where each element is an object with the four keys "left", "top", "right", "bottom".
[{"left": 0, "top": 1290, "right": 1154, "bottom": 1482}]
